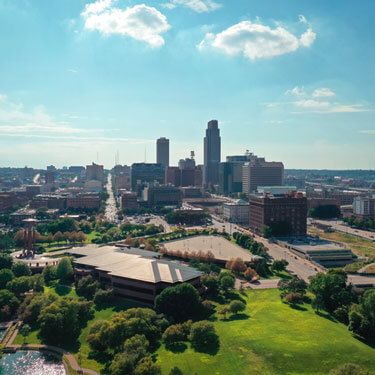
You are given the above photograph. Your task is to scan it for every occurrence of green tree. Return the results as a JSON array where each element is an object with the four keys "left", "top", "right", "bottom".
[
  {"left": 12, "top": 262, "right": 31, "bottom": 277},
  {"left": 56, "top": 257, "right": 74, "bottom": 283},
  {"left": 155, "top": 283, "right": 203, "bottom": 322},
  {"left": 189, "top": 321, "right": 219, "bottom": 353},
  {"left": 271, "top": 259, "right": 288, "bottom": 273},
  {"left": 0, "top": 268, "right": 14, "bottom": 288},
  {"left": 201, "top": 275, "right": 220, "bottom": 297},
  {"left": 76, "top": 275, "right": 99, "bottom": 300},
  {"left": 123, "top": 334, "right": 149, "bottom": 362},
  {"left": 109, "top": 352, "right": 137, "bottom": 375},
  {"left": 134, "top": 356, "right": 161, "bottom": 375},
  {"left": 6, "top": 276, "right": 33, "bottom": 296},
  {"left": 19, "top": 323, "right": 31, "bottom": 344},
  {"left": 0, "top": 254, "right": 13, "bottom": 270},
  {"left": 162, "top": 324, "right": 186, "bottom": 348},
  {"left": 219, "top": 275, "right": 235, "bottom": 293},
  {"left": 228, "top": 300, "right": 246, "bottom": 315},
  {"left": 42, "top": 265, "right": 57, "bottom": 284},
  {"left": 0, "top": 289, "right": 19, "bottom": 321}
]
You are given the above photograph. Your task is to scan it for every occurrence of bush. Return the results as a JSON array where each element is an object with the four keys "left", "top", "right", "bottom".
[
  {"left": 0, "top": 268, "right": 14, "bottom": 289},
  {"left": 11, "top": 262, "right": 31, "bottom": 277},
  {"left": 219, "top": 275, "right": 235, "bottom": 293},
  {"left": 228, "top": 300, "right": 246, "bottom": 315},
  {"left": 42, "top": 265, "right": 57, "bottom": 284},
  {"left": 134, "top": 356, "right": 161, "bottom": 375},
  {"left": 283, "top": 292, "right": 304, "bottom": 305},
  {"left": 162, "top": 324, "right": 186, "bottom": 348},
  {"left": 189, "top": 321, "right": 219, "bottom": 353},
  {"left": 76, "top": 276, "right": 100, "bottom": 300},
  {"left": 93, "top": 288, "right": 113, "bottom": 306},
  {"left": 56, "top": 258, "right": 74, "bottom": 283},
  {"left": 0, "top": 254, "right": 13, "bottom": 270}
]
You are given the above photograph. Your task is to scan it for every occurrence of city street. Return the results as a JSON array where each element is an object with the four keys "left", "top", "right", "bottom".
[{"left": 103, "top": 174, "right": 118, "bottom": 223}]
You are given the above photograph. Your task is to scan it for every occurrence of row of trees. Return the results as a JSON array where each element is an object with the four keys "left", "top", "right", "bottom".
[
  {"left": 344, "top": 216, "right": 375, "bottom": 231},
  {"left": 309, "top": 205, "right": 341, "bottom": 219}
]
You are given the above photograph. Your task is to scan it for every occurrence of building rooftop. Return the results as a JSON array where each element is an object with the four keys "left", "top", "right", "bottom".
[
  {"left": 69, "top": 245, "right": 202, "bottom": 284},
  {"left": 283, "top": 237, "right": 348, "bottom": 253}
]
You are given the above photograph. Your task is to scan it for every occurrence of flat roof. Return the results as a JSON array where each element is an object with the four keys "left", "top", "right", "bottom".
[
  {"left": 70, "top": 246, "right": 202, "bottom": 284},
  {"left": 281, "top": 237, "right": 348, "bottom": 253}
]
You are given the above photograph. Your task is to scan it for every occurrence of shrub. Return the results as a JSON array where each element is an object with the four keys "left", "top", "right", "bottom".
[
  {"left": 93, "top": 288, "right": 113, "bottom": 306},
  {"left": 189, "top": 321, "right": 219, "bottom": 353},
  {"left": 11, "top": 262, "right": 31, "bottom": 277},
  {"left": 228, "top": 300, "right": 246, "bottom": 315},
  {"left": 162, "top": 324, "right": 186, "bottom": 348},
  {"left": 283, "top": 292, "right": 304, "bottom": 305}
]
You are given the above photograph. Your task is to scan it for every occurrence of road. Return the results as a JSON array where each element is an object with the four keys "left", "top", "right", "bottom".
[
  {"left": 210, "top": 216, "right": 320, "bottom": 282},
  {"left": 312, "top": 219, "right": 375, "bottom": 241},
  {"left": 104, "top": 174, "right": 118, "bottom": 223}
]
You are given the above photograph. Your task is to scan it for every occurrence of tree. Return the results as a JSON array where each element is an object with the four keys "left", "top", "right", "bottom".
[
  {"left": 56, "top": 257, "right": 74, "bottom": 283},
  {"left": 123, "top": 334, "right": 149, "bottom": 362},
  {"left": 134, "top": 356, "right": 161, "bottom": 375},
  {"left": 309, "top": 270, "right": 356, "bottom": 313},
  {"left": 261, "top": 225, "right": 273, "bottom": 238},
  {"left": 0, "top": 268, "right": 14, "bottom": 289},
  {"left": 76, "top": 275, "right": 99, "bottom": 300},
  {"left": 19, "top": 324, "right": 31, "bottom": 344},
  {"left": 53, "top": 231, "right": 64, "bottom": 244},
  {"left": 155, "top": 283, "right": 203, "bottom": 322},
  {"left": 42, "top": 265, "right": 57, "bottom": 284},
  {"left": 109, "top": 352, "right": 137, "bottom": 375},
  {"left": 220, "top": 275, "right": 235, "bottom": 293},
  {"left": 244, "top": 268, "right": 258, "bottom": 282},
  {"left": 329, "top": 363, "right": 370, "bottom": 375},
  {"left": 309, "top": 205, "right": 341, "bottom": 220},
  {"left": 189, "top": 321, "right": 219, "bottom": 353},
  {"left": 218, "top": 306, "right": 229, "bottom": 320},
  {"left": 228, "top": 300, "right": 246, "bottom": 315},
  {"left": 271, "top": 259, "right": 288, "bottom": 273},
  {"left": 225, "top": 258, "right": 247, "bottom": 274},
  {"left": 348, "top": 289, "right": 375, "bottom": 341},
  {"left": 279, "top": 277, "right": 308, "bottom": 296},
  {"left": 11, "top": 262, "right": 31, "bottom": 277},
  {"left": 201, "top": 275, "right": 219, "bottom": 297},
  {"left": 6, "top": 276, "right": 33, "bottom": 296},
  {"left": 93, "top": 288, "right": 113, "bottom": 306},
  {"left": 0, "top": 289, "right": 19, "bottom": 321},
  {"left": 0, "top": 254, "right": 13, "bottom": 270},
  {"left": 162, "top": 324, "right": 186, "bottom": 348}
]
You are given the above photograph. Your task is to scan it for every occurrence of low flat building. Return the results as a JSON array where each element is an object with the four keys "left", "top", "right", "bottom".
[
  {"left": 279, "top": 237, "right": 354, "bottom": 267},
  {"left": 67, "top": 246, "right": 202, "bottom": 303},
  {"left": 223, "top": 199, "right": 249, "bottom": 225}
]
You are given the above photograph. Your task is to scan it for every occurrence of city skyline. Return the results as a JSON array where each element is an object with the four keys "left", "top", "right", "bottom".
[{"left": 0, "top": 0, "right": 374, "bottom": 169}]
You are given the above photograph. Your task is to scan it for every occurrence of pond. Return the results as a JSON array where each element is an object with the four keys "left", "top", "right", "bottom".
[{"left": 0, "top": 350, "right": 66, "bottom": 375}]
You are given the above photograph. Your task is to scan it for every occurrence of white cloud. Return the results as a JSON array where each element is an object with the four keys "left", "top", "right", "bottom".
[
  {"left": 81, "top": 2, "right": 170, "bottom": 48},
  {"left": 198, "top": 19, "right": 316, "bottom": 60},
  {"left": 285, "top": 86, "right": 306, "bottom": 97},
  {"left": 312, "top": 87, "right": 335, "bottom": 98},
  {"left": 294, "top": 99, "right": 330, "bottom": 110},
  {"left": 161, "top": 0, "right": 221, "bottom": 13},
  {"left": 82, "top": 0, "right": 112, "bottom": 16}
]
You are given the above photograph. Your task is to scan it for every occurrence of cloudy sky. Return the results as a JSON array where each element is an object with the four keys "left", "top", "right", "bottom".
[{"left": 0, "top": 0, "right": 374, "bottom": 169}]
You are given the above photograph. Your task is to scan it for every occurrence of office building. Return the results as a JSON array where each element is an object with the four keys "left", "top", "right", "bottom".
[
  {"left": 45, "top": 170, "right": 55, "bottom": 185},
  {"left": 249, "top": 192, "right": 307, "bottom": 237},
  {"left": 70, "top": 246, "right": 202, "bottom": 304},
  {"left": 131, "top": 163, "right": 165, "bottom": 191},
  {"left": 223, "top": 199, "right": 250, "bottom": 225},
  {"left": 156, "top": 137, "right": 169, "bottom": 168},
  {"left": 353, "top": 195, "right": 375, "bottom": 219},
  {"left": 143, "top": 185, "right": 182, "bottom": 207},
  {"left": 242, "top": 156, "right": 284, "bottom": 196},
  {"left": 203, "top": 120, "right": 221, "bottom": 188},
  {"left": 86, "top": 163, "right": 104, "bottom": 182},
  {"left": 66, "top": 193, "right": 101, "bottom": 210},
  {"left": 165, "top": 167, "right": 181, "bottom": 187}
]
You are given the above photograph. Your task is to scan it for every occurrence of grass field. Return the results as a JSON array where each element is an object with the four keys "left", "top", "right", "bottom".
[
  {"left": 309, "top": 227, "right": 375, "bottom": 259},
  {"left": 156, "top": 289, "right": 375, "bottom": 375}
]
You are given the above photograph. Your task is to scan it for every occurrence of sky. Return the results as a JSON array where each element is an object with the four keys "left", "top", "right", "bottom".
[{"left": 0, "top": 0, "right": 374, "bottom": 169}]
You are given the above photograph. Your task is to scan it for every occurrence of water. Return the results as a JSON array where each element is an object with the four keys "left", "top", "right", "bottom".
[{"left": 0, "top": 351, "right": 66, "bottom": 375}]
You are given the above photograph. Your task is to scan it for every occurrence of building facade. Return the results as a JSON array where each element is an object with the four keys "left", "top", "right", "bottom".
[
  {"left": 353, "top": 195, "right": 375, "bottom": 219},
  {"left": 223, "top": 199, "right": 250, "bottom": 225},
  {"left": 249, "top": 192, "right": 307, "bottom": 237},
  {"left": 131, "top": 163, "right": 165, "bottom": 191},
  {"left": 86, "top": 163, "right": 104, "bottom": 182}
]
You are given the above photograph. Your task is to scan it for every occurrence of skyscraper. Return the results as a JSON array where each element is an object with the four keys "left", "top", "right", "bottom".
[
  {"left": 203, "top": 120, "right": 221, "bottom": 188},
  {"left": 156, "top": 137, "right": 169, "bottom": 168}
]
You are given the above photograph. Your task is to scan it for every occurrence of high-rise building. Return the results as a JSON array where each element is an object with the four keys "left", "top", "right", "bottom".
[
  {"left": 242, "top": 157, "right": 284, "bottom": 196},
  {"left": 86, "top": 163, "right": 104, "bottom": 182},
  {"left": 203, "top": 120, "right": 221, "bottom": 188},
  {"left": 156, "top": 137, "right": 169, "bottom": 168},
  {"left": 45, "top": 171, "right": 55, "bottom": 185}
]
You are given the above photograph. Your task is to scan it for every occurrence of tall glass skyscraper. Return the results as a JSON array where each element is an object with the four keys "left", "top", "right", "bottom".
[{"left": 203, "top": 120, "right": 221, "bottom": 188}]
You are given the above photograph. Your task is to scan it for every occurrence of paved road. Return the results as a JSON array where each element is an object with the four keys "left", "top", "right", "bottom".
[
  {"left": 312, "top": 219, "right": 375, "bottom": 242},
  {"left": 210, "top": 216, "right": 320, "bottom": 282},
  {"left": 104, "top": 174, "right": 118, "bottom": 223}
]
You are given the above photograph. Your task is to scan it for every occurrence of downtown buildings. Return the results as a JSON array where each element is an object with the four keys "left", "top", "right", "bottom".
[
  {"left": 204, "top": 120, "right": 221, "bottom": 188},
  {"left": 156, "top": 137, "right": 170, "bottom": 168}
]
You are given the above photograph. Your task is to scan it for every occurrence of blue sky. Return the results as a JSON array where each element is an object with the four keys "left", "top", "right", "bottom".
[{"left": 0, "top": 0, "right": 374, "bottom": 169}]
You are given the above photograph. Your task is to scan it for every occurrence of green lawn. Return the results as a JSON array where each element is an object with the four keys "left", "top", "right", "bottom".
[
  {"left": 85, "top": 231, "right": 100, "bottom": 243},
  {"left": 156, "top": 289, "right": 375, "bottom": 375}
]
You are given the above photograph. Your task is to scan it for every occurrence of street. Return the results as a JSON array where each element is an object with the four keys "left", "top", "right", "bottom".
[{"left": 103, "top": 174, "right": 118, "bottom": 223}]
